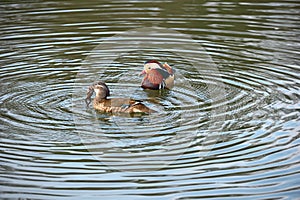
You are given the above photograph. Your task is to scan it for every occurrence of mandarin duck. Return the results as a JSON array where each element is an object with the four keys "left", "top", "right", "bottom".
[
  {"left": 140, "top": 60, "right": 175, "bottom": 90},
  {"left": 85, "top": 81, "right": 154, "bottom": 113}
]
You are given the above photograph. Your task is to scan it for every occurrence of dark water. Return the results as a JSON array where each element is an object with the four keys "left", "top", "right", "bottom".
[{"left": 1, "top": 1, "right": 300, "bottom": 199}]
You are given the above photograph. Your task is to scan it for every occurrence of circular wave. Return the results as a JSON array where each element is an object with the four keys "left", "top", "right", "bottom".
[{"left": 72, "top": 27, "right": 226, "bottom": 171}]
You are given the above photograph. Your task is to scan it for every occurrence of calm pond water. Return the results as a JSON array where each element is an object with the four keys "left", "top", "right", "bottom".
[{"left": 1, "top": 1, "right": 300, "bottom": 199}]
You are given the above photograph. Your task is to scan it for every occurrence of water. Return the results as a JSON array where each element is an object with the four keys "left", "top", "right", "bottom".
[{"left": 1, "top": 1, "right": 299, "bottom": 199}]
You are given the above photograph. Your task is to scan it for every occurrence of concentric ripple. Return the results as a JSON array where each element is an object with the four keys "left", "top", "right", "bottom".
[
  {"left": 1, "top": 0, "right": 300, "bottom": 199},
  {"left": 72, "top": 27, "right": 227, "bottom": 171}
]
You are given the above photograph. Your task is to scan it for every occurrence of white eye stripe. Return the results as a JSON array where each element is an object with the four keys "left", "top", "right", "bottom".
[
  {"left": 145, "top": 63, "right": 160, "bottom": 69},
  {"left": 95, "top": 84, "right": 106, "bottom": 90},
  {"left": 94, "top": 85, "right": 107, "bottom": 93}
]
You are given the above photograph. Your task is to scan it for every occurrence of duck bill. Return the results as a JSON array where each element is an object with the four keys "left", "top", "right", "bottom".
[{"left": 139, "top": 70, "right": 146, "bottom": 76}]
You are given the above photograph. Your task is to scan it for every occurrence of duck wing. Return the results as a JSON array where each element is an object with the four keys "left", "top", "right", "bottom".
[
  {"left": 162, "top": 63, "right": 175, "bottom": 75},
  {"left": 127, "top": 101, "right": 154, "bottom": 113},
  {"left": 154, "top": 68, "right": 171, "bottom": 79}
]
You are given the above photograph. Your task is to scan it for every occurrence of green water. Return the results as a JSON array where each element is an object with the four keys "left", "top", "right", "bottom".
[{"left": 1, "top": 1, "right": 299, "bottom": 199}]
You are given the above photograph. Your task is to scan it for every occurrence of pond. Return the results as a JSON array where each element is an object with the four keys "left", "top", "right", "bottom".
[{"left": 1, "top": 1, "right": 299, "bottom": 199}]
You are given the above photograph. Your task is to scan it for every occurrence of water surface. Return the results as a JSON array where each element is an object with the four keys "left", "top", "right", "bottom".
[{"left": 1, "top": 1, "right": 299, "bottom": 199}]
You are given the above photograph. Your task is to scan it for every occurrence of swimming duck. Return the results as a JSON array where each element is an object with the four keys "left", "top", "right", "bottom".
[
  {"left": 85, "top": 81, "right": 154, "bottom": 113},
  {"left": 140, "top": 60, "right": 175, "bottom": 90}
]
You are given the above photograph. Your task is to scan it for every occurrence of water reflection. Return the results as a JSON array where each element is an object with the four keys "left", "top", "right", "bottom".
[{"left": 0, "top": 0, "right": 299, "bottom": 199}]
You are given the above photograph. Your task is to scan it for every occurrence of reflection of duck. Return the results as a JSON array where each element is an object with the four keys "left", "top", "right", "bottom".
[
  {"left": 85, "top": 81, "right": 154, "bottom": 113},
  {"left": 140, "top": 60, "right": 175, "bottom": 90}
]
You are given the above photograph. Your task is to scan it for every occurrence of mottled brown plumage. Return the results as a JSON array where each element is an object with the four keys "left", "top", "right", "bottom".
[{"left": 85, "top": 81, "right": 154, "bottom": 113}]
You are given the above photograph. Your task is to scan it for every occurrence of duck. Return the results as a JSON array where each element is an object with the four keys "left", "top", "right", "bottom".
[
  {"left": 85, "top": 81, "right": 154, "bottom": 114},
  {"left": 140, "top": 60, "right": 175, "bottom": 90}
]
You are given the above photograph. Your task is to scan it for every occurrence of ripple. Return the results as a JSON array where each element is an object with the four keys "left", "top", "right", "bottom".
[{"left": 1, "top": 0, "right": 300, "bottom": 199}]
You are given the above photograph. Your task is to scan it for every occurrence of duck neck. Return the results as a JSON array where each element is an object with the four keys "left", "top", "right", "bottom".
[{"left": 94, "top": 95, "right": 106, "bottom": 102}]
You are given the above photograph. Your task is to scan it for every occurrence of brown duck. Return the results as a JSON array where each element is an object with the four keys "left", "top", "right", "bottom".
[{"left": 85, "top": 81, "right": 154, "bottom": 113}]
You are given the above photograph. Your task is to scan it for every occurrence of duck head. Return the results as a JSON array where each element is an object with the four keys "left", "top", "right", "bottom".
[
  {"left": 140, "top": 60, "right": 163, "bottom": 75},
  {"left": 85, "top": 81, "right": 110, "bottom": 106},
  {"left": 140, "top": 60, "right": 174, "bottom": 90}
]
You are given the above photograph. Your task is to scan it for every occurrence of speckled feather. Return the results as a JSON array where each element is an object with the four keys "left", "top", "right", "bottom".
[{"left": 86, "top": 82, "right": 154, "bottom": 113}]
